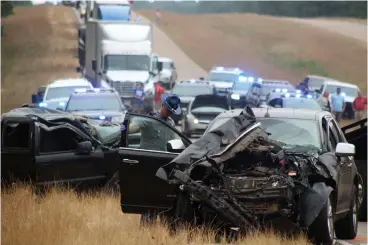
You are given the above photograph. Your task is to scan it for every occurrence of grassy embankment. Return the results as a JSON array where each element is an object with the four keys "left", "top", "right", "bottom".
[{"left": 138, "top": 11, "right": 367, "bottom": 93}]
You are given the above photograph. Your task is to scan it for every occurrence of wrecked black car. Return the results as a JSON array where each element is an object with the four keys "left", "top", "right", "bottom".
[
  {"left": 120, "top": 106, "right": 363, "bottom": 245},
  {"left": 1, "top": 107, "right": 122, "bottom": 190}
]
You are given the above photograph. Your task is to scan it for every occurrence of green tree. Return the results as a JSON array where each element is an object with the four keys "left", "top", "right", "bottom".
[{"left": 1, "top": 1, "right": 14, "bottom": 18}]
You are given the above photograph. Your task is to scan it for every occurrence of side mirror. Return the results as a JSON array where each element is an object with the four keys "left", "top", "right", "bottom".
[
  {"left": 31, "top": 94, "right": 38, "bottom": 103},
  {"left": 92, "top": 59, "right": 97, "bottom": 72},
  {"left": 335, "top": 143, "right": 355, "bottom": 157},
  {"left": 199, "top": 77, "right": 204, "bottom": 81},
  {"left": 76, "top": 141, "right": 93, "bottom": 155},
  {"left": 76, "top": 66, "right": 82, "bottom": 73},
  {"left": 166, "top": 139, "right": 185, "bottom": 153}
]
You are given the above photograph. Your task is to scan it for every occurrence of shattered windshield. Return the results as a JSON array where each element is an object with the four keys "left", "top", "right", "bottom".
[{"left": 258, "top": 118, "right": 321, "bottom": 151}]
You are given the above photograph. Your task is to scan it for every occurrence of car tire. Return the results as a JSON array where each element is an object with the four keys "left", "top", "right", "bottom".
[
  {"left": 308, "top": 194, "right": 335, "bottom": 245},
  {"left": 335, "top": 185, "right": 359, "bottom": 239}
]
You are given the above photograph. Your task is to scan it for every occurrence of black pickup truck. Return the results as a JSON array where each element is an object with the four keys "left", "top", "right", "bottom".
[{"left": 342, "top": 118, "right": 367, "bottom": 221}]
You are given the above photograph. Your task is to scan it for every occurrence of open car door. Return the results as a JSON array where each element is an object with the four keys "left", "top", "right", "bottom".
[{"left": 119, "top": 113, "right": 191, "bottom": 214}]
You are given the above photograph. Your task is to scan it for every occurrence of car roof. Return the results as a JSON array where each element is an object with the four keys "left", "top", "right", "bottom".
[
  {"left": 158, "top": 57, "right": 173, "bottom": 62},
  {"left": 306, "top": 74, "right": 332, "bottom": 80},
  {"left": 48, "top": 78, "right": 92, "bottom": 88},
  {"left": 216, "top": 108, "right": 329, "bottom": 121},
  {"left": 323, "top": 80, "right": 359, "bottom": 89},
  {"left": 209, "top": 67, "right": 243, "bottom": 74},
  {"left": 262, "top": 80, "right": 292, "bottom": 86}
]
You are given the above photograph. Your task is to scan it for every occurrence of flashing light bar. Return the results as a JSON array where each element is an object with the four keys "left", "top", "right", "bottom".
[
  {"left": 215, "top": 66, "right": 224, "bottom": 71},
  {"left": 281, "top": 93, "right": 314, "bottom": 99},
  {"left": 296, "top": 89, "right": 301, "bottom": 94},
  {"left": 307, "top": 94, "right": 313, "bottom": 99},
  {"left": 99, "top": 115, "right": 106, "bottom": 120},
  {"left": 285, "top": 93, "right": 290, "bottom": 98},
  {"left": 258, "top": 78, "right": 263, "bottom": 82}
]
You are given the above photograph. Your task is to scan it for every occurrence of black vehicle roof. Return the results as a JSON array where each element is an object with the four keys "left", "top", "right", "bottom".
[{"left": 2, "top": 107, "right": 75, "bottom": 121}]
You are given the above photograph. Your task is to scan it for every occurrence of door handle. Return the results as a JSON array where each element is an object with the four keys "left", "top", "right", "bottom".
[{"left": 122, "top": 159, "right": 139, "bottom": 165}]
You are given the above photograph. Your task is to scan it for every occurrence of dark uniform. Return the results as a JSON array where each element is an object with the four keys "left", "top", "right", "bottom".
[{"left": 140, "top": 95, "right": 181, "bottom": 226}]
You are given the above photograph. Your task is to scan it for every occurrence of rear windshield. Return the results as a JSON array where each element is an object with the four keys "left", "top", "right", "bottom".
[
  {"left": 45, "top": 86, "right": 91, "bottom": 100},
  {"left": 173, "top": 85, "right": 213, "bottom": 97},
  {"left": 66, "top": 94, "right": 121, "bottom": 111}
]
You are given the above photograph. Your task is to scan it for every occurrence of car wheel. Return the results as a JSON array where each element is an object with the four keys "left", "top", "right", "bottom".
[
  {"left": 308, "top": 194, "right": 335, "bottom": 245},
  {"left": 335, "top": 185, "right": 359, "bottom": 239}
]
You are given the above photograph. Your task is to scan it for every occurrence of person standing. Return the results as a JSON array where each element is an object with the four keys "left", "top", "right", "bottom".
[
  {"left": 330, "top": 87, "right": 345, "bottom": 122},
  {"left": 156, "top": 8, "right": 161, "bottom": 25},
  {"left": 132, "top": 82, "right": 145, "bottom": 114},
  {"left": 154, "top": 81, "right": 165, "bottom": 111},
  {"left": 317, "top": 91, "right": 330, "bottom": 111},
  {"left": 352, "top": 91, "right": 367, "bottom": 121}
]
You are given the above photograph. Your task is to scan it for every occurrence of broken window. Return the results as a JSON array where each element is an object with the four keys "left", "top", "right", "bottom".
[
  {"left": 39, "top": 128, "right": 82, "bottom": 153},
  {"left": 2, "top": 122, "right": 30, "bottom": 149}
]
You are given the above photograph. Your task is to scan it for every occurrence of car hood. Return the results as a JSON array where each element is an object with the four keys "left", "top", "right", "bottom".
[
  {"left": 71, "top": 110, "right": 125, "bottom": 121},
  {"left": 106, "top": 70, "right": 150, "bottom": 83},
  {"left": 232, "top": 90, "right": 248, "bottom": 95},
  {"left": 209, "top": 81, "right": 233, "bottom": 88},
  {"left": 44, "top": 97, "right": 69, "bottom": 110},
  {"left": 191, "top": 94, "right": 229, "bottom": 111},
  {"left": 179, "top": 96, "right": 194, "bottom": 104},
  {"left": 157, "top": 106, "right": 258, "bottom": 175}
]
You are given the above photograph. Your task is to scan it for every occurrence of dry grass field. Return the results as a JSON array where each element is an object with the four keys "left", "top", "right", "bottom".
[
  {"left": 1, "top": 6, "right": 312, "bottom": 245},
  {"left": 138, "top": 11, "right": 367, "bottom": 93},
  {"left": 1, "top": 184, "right": 311, "bottom": 245},
  {"left": 1, "top": 5, "right": 79, "bottom": 113}
]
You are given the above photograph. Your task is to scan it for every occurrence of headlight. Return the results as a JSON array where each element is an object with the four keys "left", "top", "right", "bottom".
[
  {"left": 99, "top": 115, "right": 106, "bottom": 120},
  {"left": 285, "top": 93, "right": 290, "bottom": 98},
  {"left": 39, "top": 102, "right": 48, "bottom": 107},
  {"left": 59, "top": 101, "right": 66, "bottom": 106},
  {"left": 193, "top": 118, "right": 199, "bottom": 124},
  {"left": 282, "top": 88, "right": 288, "bottom": 93},
  {"left": 248, "top": 77, "right": 254, "bottom": 82},
  {"left": 296, "top": 89, "right": 301, "bottom": 94},
  {"left": 307, "top": 94, "right": 313, "bottom": 99},
  {"left": 258, "top": 78, "right": 263, "bottom": 82},
  {"left": 231, "top": 93, "right": 240, "bottom": 100}
]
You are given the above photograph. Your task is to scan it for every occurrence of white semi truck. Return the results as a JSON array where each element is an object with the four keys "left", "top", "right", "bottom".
[{"left": 84, "top": 20, "right": 159, "bottom": 108}]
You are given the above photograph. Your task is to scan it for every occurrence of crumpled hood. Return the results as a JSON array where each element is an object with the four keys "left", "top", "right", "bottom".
[
  {"left": 106, "top": 70, "right": 150, "bottom": 83},
  {"left": 43, "top": 97, "right": 69, "bottom": 110},
  {"left": 157, "top": 107, "right": 258, "bottom": 178},
  {"left": 209, "top": 81, "right": 233, "bottom": 89}
]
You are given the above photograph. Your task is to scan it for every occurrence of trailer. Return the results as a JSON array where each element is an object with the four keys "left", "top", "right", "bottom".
[{"left": 84, "top": 20, "right": 158, "bottom": 108}]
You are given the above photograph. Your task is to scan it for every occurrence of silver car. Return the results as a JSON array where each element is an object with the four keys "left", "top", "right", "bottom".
[{"left": 181, "top": 94, "right": 231, "bottom": 137}]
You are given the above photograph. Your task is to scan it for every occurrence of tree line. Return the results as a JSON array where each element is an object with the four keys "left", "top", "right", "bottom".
[
  {"left": 1, "top": 1, "right": 33, "bottom": 18},
  {"left": 134, "top": 1, "right": 367, "bottom": 19}
]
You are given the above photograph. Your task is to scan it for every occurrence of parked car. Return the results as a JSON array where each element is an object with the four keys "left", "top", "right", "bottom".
[
  {"left": 181, "top": 94, "right": 230, "bottom": 138},
  {"left": 228, "top": 80, "right": 253, "bottom": 109},
  {"left": 34, "top": 78, "right": 93, "bottom": 110},
  {"left": 170, "top": 80, "right": 215, "bottom": 124},
  {"left": 245, "top": 79, "right": 295, "bottom": 108},
  {"left": 157, "top": 57, "right": 177, "bottom": 90},
  {"left": 204, "top": 67, "right": 247, "bottom": 96},
  {"left": 298, "top": 75, "right": 333, "bottom": 93},
  {"left": 266, "top": 92, "right": 323, "bottom": 110},
  {"left": 64, "top": 88, "right": 126, "bottom": 123}
]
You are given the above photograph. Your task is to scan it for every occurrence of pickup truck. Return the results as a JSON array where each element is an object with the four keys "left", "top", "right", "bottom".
[{"left": 342, "top": 118, "right": 367, "bottom": 221}]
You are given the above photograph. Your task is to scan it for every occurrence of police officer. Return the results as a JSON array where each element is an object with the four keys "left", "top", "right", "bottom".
[{"left": 127, "top": 94, "right": 181, "bottom": 225}]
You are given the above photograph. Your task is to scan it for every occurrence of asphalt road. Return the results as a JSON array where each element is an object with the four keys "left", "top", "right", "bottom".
[{"left": 73, "top": 8, "right": 367, "bottom": 245}]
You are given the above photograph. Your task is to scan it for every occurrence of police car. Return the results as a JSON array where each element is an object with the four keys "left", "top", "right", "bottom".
[
  {"left": 266, "top": 92, "right": 323, "bottom": 111},
  {"left": 64, "top": 88, "right": 126, "bottom": 122},
  {"left": 38, "top": 78, "right": 93, "bottom": 110},
  {"left": 205, "top": 67, "right": 260, "bottom": 96}
]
